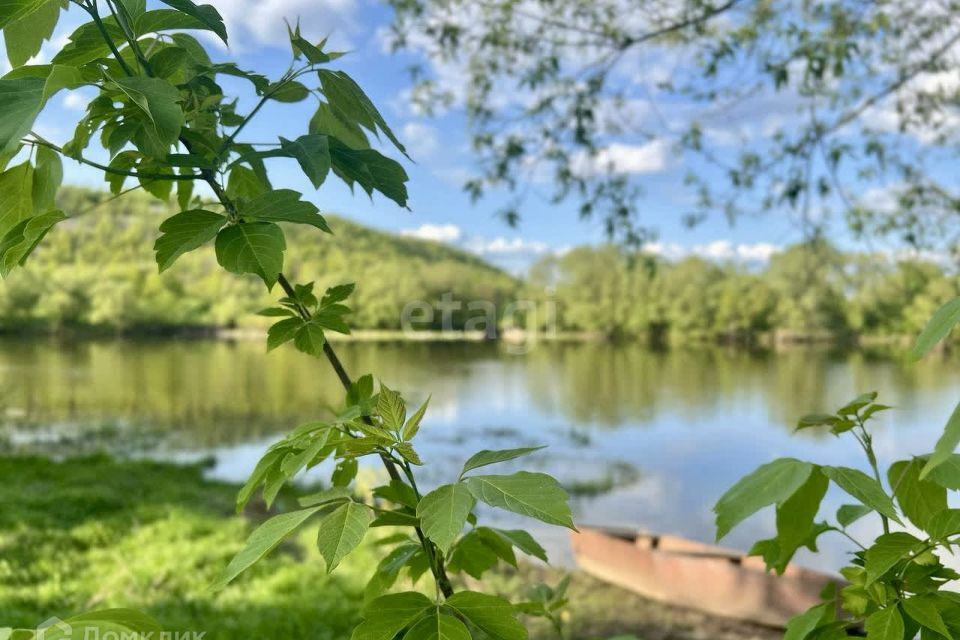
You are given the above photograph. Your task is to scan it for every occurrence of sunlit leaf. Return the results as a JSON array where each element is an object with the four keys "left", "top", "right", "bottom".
[
  {"left": 154, "top": 209, "right": 226, "bottom": 271},
  {"left": 464, "top": 472, "right": 575, "bottom": 529},
  {"left": 215, "top": 222, "right": 286, "bottom": 288},
  {"left": 211, "top": 506, "right": 323, "bottom": 590},
  {"left": 316, "top": 501, "right": 374, "bottom": 572},
  {"left": 416, "top": 483, "right": 475, "bottom": 553}
]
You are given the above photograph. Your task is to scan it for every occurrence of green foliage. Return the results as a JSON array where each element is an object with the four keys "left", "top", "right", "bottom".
[
  {"left": 5, "top": 608, "right": 162, "bottom": 640},
  {"left": 0, "top": 3, "right": 571, "bottom": 637},
  {"left": 528, "top": 241, "right": 960, "bottom": 341},
  {"left": 717, "top": 388, "right": 960, "bottom": 638},
  {"left": 0, "top": 186, "right": 517, "bottom": 333}
]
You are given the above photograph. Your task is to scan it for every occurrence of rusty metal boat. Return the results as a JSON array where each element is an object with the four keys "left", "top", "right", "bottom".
[{"left": 570, "top": 526, "right": 841, "bottom": 628}]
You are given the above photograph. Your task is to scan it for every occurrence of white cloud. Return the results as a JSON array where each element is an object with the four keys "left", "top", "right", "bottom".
[
  {"left": 401, "top": 122, "right": 439, "bottom": 160},
  {"left": 207, "top": 0, "right": 359, "bottom": 50},
  {"left": 643, "top": 240, "right": 782, "bottom": 263},
  {"left": 434, "top": 166, "right": 473, "bottom": 186},
  {"left": 465, "top": 237, "right": 551, "bottom": 256},
  {"left": 62, "top": 91, "right": 90, "bottom": 111},
  {"left": 572, "top": 140, "right": 668, "bottom": 176},
  {"left": 401, "top": 223, "right": 463, "bottom": 243}
]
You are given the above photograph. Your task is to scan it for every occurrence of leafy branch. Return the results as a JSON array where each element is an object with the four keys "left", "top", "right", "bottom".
[{"left": 0, "top": 2, "right": 575, "bottom": 636}]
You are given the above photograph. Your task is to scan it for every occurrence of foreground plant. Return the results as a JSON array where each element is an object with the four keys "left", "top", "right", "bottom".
[
  {"left": 0, "top": 1, "right": 575, "bottom": 637},
  {"left": 715, "top": 295, "right": 960, "bottom": 639}
]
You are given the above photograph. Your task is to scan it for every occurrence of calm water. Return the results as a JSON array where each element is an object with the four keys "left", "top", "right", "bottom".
[{"left": 3, "top": 337, "right": 960, "bottom": 571}]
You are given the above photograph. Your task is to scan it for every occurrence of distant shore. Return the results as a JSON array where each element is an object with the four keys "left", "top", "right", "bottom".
[{"left": 0, "top": 323, "right": 937, "bottom": 354}]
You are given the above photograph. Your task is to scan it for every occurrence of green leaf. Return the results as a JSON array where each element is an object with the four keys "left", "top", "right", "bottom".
[
  {"left": 293, "top": 320, "right": 326, "bottom": 356},
  {"left": 316, "top": 501, "right": 374, "bottom": 572},
  {"left": 267, "top": 317, "right": 303, "bottom": 351},
  {"left": 4, "top": 0, "right": 63, "bottom": 68},
  {"left": 236, "top": 449, "right": 282, "bottom": 512},
  {"left": 51, "top": 19, "right": 122, "bottom": 66},
  {"left": 378, "top": 382, "right": 406, "bottom": 430},
  {"left": 443, "top": 591, "right": 528, "bottom": 640},
  {"left": 0, "top": 0, "right": 57, "bottom": 30},
  {"left": 329, "top": 138, "right": 409, "bottom": 208},
  {"left": 416, "top": 483, "right": 476, "bottom": 553},
  {"left": 713, "top": 458, "right": 813, "bottom": 541},
  {"left": 888, "top": 459, "right": 946, "bottom": 530},
  {"left": 490, "top": 528, "right": 548, "bottom": 562},
  {"left": 227, "top": 164, "right": 270, "bottom": 201},
  {"left": 299, "top": 486, "right": 351, "bottom": 507},
  {"left": 41, "top": 64, "right": 85, "bottom": 102},
  {"left": 154, "top": 209, "right": 226, "bottom": 271},
  {"left": 32, "top": 144, "right": 60, "bottom": 213},
  {"left": 405, "top": 611, "right": 471, "bottom": 640},
  {"left": 864, "top": 532, "right": 922, "bottom": 585},
  {"left": 865, "top": 606, "right": 905, "bottom": 640},
  {"left": 903, "top": 595, "right": 952, "bottom": 638},
  {"left": 0, "top": 162, "right": 34, "bottom": 239},
  {"left": 395, "top": 442, "right": 422, "bottom": 465},
  {"left": 461, "top": 446, "right": 545, "bottom": 477},
  {"left": 323, "top": 282, "right": 355, "bottom": 305},
  {"left": 332, "top": 458, "right": 358, "bottom": 487},
  {"left": 796, "top": 413, "right": 839, "bottom": 431},
  {"left": 836, "top": 503, "right": 872, "bottom": 528},
  {"left": 784, "top": 604, "right": 830, "bottom": 640},
  {"left": 925, "top": 509, "right": 960, "bottom": 540},
  {"left": 771, "top": 469, "right": 828, "bottom": 572},
  {"left": 464, "top": 471, "right": 576, "bottom": 529},
  {"left": 317, "top": 69, "right": 406, "bottom": 156},
  {"left": 267, "top": 80, "right": 310, "bottom": 103},
  {"left": 215, "top": 222, "right": 286, "bottom": 288},
  {"left": 447, "top": 530, "right": 507, "bottom": 578},
  {"left": 822, "top": 466, "right": 902, "bottom": 525},
  {"left": 239, "top": 189, "right": 330, "bottom": 233},
  {"left": 0, "top": 209, "right": 64, "bottom": 276},
  {"left": 350, "top": 592, "right": 433, "bottom": 640},
  {"left": 280, "top": 134, "right": 331, "bottom": 189},
  {"left": 921, "top": 400, "right": 960, "bottom": 480},
  {"left": 373, "top": 480, "right": 419, "bottom": 509},
  {"left": 402, "top": 396, "right": 430, "bottom": 441},
  {"left": 911, "top": 297, "right": 960, "bottom": 360},
  {"left": 310, "top": 101, "right": 369, "bottom": 149},
  {"left": 0, "top": 76, "right": 44, "bottom": 152},
  {"left": 157, "top": 0, "right": 227, "bottom": 44},
  {"left": 113, "top": 76, "right": 185, "bottom": 158},
  {"left": 925, "top": 454, "right": 960, "bottom": 489},
  {"left": 837, "top": 391, "right": 878, "bottom": 416},
  {"left": 211, "top": 506, "right": 323, "bottom": 590}
]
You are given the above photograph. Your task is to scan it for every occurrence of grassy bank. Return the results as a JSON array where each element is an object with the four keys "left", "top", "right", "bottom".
[{"left": 0, "top": 456, "right": 776, "bottom": 639}]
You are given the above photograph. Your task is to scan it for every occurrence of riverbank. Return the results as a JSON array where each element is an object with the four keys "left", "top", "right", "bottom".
[
  {"left": 0, "top": 322, "right": 938, "bottom": 355},
  {"left": 1, "top": 455, "right": 776, "bottom": 639}
]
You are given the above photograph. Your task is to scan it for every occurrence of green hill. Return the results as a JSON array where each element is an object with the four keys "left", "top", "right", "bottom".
[{"left": 0, "top": 187, "right": 518, "bottom": 333}]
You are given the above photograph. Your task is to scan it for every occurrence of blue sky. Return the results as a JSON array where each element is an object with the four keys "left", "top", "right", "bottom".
[{"left": 16, "top": 0, "right": 919, "bottom": 272}]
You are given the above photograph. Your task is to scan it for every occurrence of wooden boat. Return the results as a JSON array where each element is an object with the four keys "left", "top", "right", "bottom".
[{"left": 570, "top": 526, "right": 842, "bottom": 628}]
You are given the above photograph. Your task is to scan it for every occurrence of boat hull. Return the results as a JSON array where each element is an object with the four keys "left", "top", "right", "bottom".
[{"left": 570, "top": 527, "right": 841, "bottom": 628}]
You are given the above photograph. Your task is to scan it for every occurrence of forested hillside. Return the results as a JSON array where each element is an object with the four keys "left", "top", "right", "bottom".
[
  {"left": 0, "top": 188, "right": 518, "bottom": 332},
  {"left": 5, "top": 188, "right": 958, "bottom": 342}
]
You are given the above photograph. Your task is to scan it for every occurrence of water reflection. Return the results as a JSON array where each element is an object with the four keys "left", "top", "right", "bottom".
[{"left": 3, "top": 338, "right": 960, "bottom": 571}]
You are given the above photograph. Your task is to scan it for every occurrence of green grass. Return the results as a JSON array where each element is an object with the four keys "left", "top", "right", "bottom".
[
  {"left": 0, "top": 455, "right": 774, "bottom": 640},
  {"left": 0, "top": 455, "right": 369, "bottom": 638}
]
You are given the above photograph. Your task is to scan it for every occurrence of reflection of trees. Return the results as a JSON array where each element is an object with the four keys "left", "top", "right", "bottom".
[
  {"left": 523, "top": 344, "right": 960, "bottom": 430},
  {"left": 6, "top": 339, "right": 960, "bottom": 446}
]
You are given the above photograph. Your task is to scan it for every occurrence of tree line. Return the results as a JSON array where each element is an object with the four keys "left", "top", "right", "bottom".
[
  {"left": 6, "top": 187, "right": 956, "bottom": 342},
  {"left": 527, "top": 241, "right": 958, "bottom": 343}
]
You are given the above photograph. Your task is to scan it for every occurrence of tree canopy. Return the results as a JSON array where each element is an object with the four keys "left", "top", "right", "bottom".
[{"left": 388, "top": 0, "right": 960, "bottom": 247}]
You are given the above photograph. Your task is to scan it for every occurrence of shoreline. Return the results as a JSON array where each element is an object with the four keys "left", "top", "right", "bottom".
[{"left": 0, "top": 324, "right": 939, "bottom": 354}]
